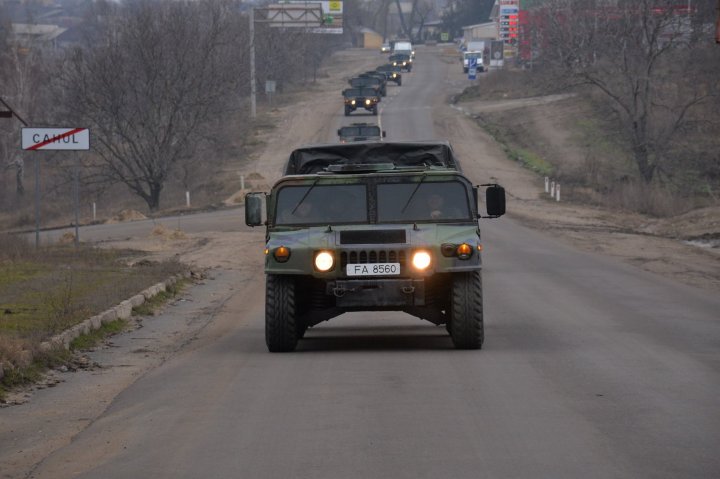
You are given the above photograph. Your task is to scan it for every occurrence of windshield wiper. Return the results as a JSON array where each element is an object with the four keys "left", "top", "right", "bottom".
[
  {"left": 400, "top": 173, "right": 427, "bottom": 213},
  {"left": 291, "top": 177, "right": 320, "bottom": 215}
]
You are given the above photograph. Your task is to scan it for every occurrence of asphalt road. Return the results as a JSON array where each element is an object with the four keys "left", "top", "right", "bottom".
[{"left": 31, "top": 48, "right": 720, "bottom": 478}]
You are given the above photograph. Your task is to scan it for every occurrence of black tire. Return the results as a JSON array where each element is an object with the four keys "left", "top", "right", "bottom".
[
  {"left": 397, "top": 79, "right": 402, "bottom": 86},
  {"left": 463, "top": 67, "right": 468, "bottom": 73},
  {"left": 344, "top": 106, "right": 351, "bottom": 116},
  {"left": 296, "top": 319, "right": 308, "bottom": 339},
  {"left": 449, "top": 271, "right": 484, "bottom": 350},
  {"left": 265, "top": 274, "right": 298, "bottom": 352},
  {"left": 372, "top": 105, "right": 378, "bottom": 116}
]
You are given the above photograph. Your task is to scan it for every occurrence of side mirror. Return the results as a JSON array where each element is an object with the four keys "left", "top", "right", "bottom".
[
  {"left": 485, "top": 185, "right": 506, "bottom": 217},
  {"left": 245, "top": 193, "right": 264, "bottom": 227}
]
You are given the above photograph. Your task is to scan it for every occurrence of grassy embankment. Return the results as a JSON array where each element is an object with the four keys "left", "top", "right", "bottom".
[{"left": 0, "top": 234, "right": 187, "bottom": 400}]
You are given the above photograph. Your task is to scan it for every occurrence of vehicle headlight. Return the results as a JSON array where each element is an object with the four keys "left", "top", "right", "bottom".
[
  {"left": 314, "top": 251, "right": 334, "bottom": 271},
  {"left": 411, "top": 251, "right": 431, "bottom": 270},
  {"left": 365, "top": 99, "right": 371, "bottom": 105},
  {"left": 273, "top": 246, "right": 291, "bottom": 263},
  {"left": 351, "top": 100, "right": 356, "bottom": 105},
  {"left": 392, "top": 73, "right": 397, "bottom": 78}
]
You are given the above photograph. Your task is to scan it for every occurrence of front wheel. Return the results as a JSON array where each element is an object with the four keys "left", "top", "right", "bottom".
[
  {"left": 372, "top": 105, "right": 378, "bottom": 116},
  {"left": 449, "top": 271, "right": 484, "bottom": 350},
  {"left": 266, "top": 275, "right": 298, "bottom": 352}
]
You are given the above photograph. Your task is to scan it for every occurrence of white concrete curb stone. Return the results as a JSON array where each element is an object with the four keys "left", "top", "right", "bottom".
[{"left": 37, "top": 272, "right": 188, "bottom": 352}]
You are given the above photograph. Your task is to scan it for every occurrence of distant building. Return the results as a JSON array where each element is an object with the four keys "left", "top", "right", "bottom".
[
  {"left": 460, "top": 22, "right": 496, "bottom": 45},
  {"left": 10, "top": 23, "right": 67, "bottom": 49},
  {"left": 357, "top": 27, "right": 383, "bottom": 49}
]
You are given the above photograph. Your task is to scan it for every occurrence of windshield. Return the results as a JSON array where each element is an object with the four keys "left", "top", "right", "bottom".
[
  {"left": 350, "top": 78, "right": 370, "bottom": 87},
  {"left": 377, "top": 182, "right": 471, "bottom": 222},
  {"left": 343, "top": 88, "right": 361, "bottom": 97},
  {"left": 275, "top": 184, "right": 367, "bottom": 225},
  {"left": 340, "top": 126, "right": 381, "bottom": 137}
]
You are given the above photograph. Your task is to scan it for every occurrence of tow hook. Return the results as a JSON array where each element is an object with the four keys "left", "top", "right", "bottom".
[
  {"left": 333, "top": 286, "right": 354, "bottom": 297},
  {"left": 402, "top": 286, "right": 415, "bottom": 294}
]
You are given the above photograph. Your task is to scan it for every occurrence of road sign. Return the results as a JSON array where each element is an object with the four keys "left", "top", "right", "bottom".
[
  {"left": 468, "top": 57, "right": 478, "bottom": 80},
  {"left": 22, "top": 128, "right": 89, "bottom": 151}
]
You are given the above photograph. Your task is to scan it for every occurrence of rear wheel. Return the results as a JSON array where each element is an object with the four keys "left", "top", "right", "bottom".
[
  {"left": 265, "top": 275, "right": 298, "bottom": 352},
  {"left": 449, "top": 271, "right": 484, "bottom": 350}
]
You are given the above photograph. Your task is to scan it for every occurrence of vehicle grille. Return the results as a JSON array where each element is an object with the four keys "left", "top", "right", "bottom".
[
  {"left": 340, "top": 230, "right": 406, "bottom": 244},
  {"left": 341, "top": 250, "right": 407, "bottom": 268}
]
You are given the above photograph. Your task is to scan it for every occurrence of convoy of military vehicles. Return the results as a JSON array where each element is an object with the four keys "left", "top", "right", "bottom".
[{"left": 246, "top": 42, "right": 505, "bottom": 352}]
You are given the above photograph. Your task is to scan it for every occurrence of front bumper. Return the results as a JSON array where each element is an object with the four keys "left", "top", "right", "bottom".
[{"left": 328, "top": 278, "right": 425, "bottom": 307}]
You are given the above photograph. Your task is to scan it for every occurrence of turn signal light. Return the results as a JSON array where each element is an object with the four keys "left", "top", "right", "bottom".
[
  {"left": 273, "top": 246, "right": 291, "bottom": 263},
  {"left": 456, "top": 243, "right": 473, "bottom": 260}
]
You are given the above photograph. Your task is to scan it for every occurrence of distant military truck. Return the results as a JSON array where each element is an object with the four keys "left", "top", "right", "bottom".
[
  {"left": 245, "top": 141, "right": 506, "bottom": 352},
  {"left": 342, "top": 87, "right": 380, "bottom": 116},
  {"left": 348, "top": 76, "right": 386, "bottom": 97},
  {"left": 337, "top": 123, "right": 386, "bottom": 143},
  {"left": 376, "top": 64, "right": 402, "bottom": 86},
  {"left": 389, "top": 53, "right": 412, "bottom": 72},
  {"left": 359, "top": 72, "right": 389, "bottom": 93}
]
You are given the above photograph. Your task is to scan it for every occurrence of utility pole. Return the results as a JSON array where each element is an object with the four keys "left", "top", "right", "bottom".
[
  {"left": 250, "top": 7, "right": 257, "bottom": 119},
  {"left": 716, "top": 0, "right": 720, "bottom": 44}
]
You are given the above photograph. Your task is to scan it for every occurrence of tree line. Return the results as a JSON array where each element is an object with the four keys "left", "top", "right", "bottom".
[
  {"left": 528, "top": 0, "right": 720, "bottom": 198},
  {"left": 1, "top": 0, "right": 340, "bottom": 215}
]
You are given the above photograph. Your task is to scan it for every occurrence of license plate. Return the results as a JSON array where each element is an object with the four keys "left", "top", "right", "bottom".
[{"left": 346, "top": 263, "right": 400, "bottom": 276}]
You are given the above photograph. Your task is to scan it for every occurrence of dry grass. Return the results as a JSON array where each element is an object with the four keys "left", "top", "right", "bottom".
[{"left": 0, "top": 234, "right": 187, "bottom": 397}]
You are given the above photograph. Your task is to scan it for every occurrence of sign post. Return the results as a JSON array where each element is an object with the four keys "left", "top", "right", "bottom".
[
  {"left": 468, "top": 57, "right": 478, "bottom": 80},
  {"left": 22, "top": 127, "right": 90, "bottom": 246}
]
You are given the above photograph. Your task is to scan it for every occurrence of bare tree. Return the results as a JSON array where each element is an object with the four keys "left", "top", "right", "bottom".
[
  {"left": 535, "top": 0, "right": 718, "bottom": 184},
  {"left": 394, "top": 0, "right": 435, "bottom": 43},
  {"left": 57, "top": 0, "right": 249, "bottom": 212},
  {"left": 0, "top": 40, "right": 49, "bottom": 201}
]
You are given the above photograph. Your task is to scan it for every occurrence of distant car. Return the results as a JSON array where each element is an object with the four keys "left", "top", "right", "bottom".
[
  {"left": 462, "top": 52, "right": 484, "bottom": 73},
  {"left": 349, "top": 76, "right": 386, "bottom": 97},
  {"left": 342, "top": 87, "right": 380, "bottom": 116},
  {"left": 389, "top": 53, "right": 412, "bottom": 72},
  {"left": 376, "top": 64, "right": 403, "bottom": 86},
  {"left": 337, "top": 122, "right": 386, "bottom": 143},
  {"left": 380, "top": 43, "right": 391, "bottom": 53}
]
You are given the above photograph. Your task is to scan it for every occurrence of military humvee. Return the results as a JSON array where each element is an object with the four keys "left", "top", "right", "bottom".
[
  {"left": 337, "top": 123, "right": 386, "bottom": 143},
  {"left": 245, "top": 142, "right": 505, "bottom": 352},
  {"left": 375, "top": 64, "right": 403, "bottom": 86},
  {"left": 348, "top": 76, "right": 386, "bottom": 97},
  {"left": 389, "top": 53, "right": 412, "bottom": 72},
  {"left": 342, "top": 87, "right": 380, "bottom": 116}
]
